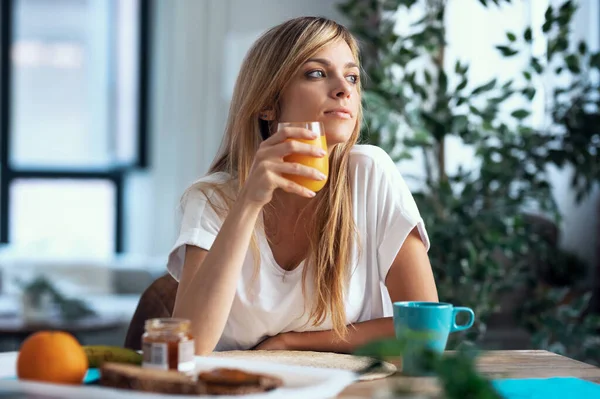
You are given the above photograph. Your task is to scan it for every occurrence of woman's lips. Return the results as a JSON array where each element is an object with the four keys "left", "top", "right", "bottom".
[{"left": 324, "top": 111, "right": 352, "bottom": 119}]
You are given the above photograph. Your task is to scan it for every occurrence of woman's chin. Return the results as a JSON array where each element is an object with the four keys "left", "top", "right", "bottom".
[{"left": 324, "top": 126, "right": 354, "bottom": 145}]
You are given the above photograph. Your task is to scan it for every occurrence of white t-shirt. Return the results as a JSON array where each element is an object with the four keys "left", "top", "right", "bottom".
[{"left": 167, "top": 145, "right": 429, "bottom": 351}]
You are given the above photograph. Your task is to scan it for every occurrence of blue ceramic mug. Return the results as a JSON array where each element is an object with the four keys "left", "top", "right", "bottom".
[{"left": 393, "top": 301, "right": 475, "bottom": 375}]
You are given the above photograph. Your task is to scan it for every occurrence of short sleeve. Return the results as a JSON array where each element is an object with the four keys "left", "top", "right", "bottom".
[
  {"left": 166, "top": 186, "right": 224, "bottom": 282},
  {"left": 375, "top": 151, "right": 430, "bottom": 281}
]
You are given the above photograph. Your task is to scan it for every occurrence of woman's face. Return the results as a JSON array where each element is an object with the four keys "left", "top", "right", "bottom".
[{"left": 277, "top": 39, "right": 360, "bottom": 146}]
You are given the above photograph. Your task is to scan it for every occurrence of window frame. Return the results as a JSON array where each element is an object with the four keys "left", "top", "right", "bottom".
[{"left": 0, "top": 0, "right": 152, "bottom": 254}]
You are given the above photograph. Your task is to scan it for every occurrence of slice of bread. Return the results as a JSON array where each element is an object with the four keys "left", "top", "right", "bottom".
[
  {"left": 100, "top": 362, "right": 204, "bottom": 395},
  {"left": 198, "top": 368, "right": 283, "bottom": 392},
  {"left": 100, "top": 363, "right": 283, "bottom": 396}
]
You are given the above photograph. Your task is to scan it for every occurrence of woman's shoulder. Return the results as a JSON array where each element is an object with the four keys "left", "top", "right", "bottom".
[
  {"left": 192, "top": 171, "right": 234, "bottom": 186},
  {"left": 349, "top": 143, "right": 389, "bottom": 158},
  {"left": 347, "top": 144, "right": 417, "bottom": 208},
  {"left": 182, "top": 171, "right": 237, "bottom": 205},
  {"left": 348, "top": 144, "right": 399, "bottom": 179}
]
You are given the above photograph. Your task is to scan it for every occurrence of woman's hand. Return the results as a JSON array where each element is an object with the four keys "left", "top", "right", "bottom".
[
  {"left": 239, "top": 126, "right": 327, "bottom": 208},
  {"left": 253, "top": 332, "right": 295, "bottom": 351}
]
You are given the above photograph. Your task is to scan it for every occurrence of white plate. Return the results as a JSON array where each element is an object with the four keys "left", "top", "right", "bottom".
[{"left": 0, "top": 352, "right": 357, "bottom": 399}]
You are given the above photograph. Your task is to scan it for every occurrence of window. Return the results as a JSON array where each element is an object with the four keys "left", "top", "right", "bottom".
[{"left": 0, "top": 0, "right": 151, "bottom": 256}]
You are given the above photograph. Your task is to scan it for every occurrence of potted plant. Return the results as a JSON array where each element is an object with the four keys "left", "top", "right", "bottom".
[
  {"left": 18, "top": 275, "right": 96, "bottom": 322},
  {"left": 338, "top": 0, "right": 600, "bottom": 361}
]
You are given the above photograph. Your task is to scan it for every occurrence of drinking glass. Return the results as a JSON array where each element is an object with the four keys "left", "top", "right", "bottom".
[{"left": 278, "top": 121, "right": 329, "bottom": 193}]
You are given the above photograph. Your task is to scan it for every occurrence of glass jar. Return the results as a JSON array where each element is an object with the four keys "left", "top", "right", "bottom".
[{"left": 142, "top": 318, "right": 195, "bottom": 373}]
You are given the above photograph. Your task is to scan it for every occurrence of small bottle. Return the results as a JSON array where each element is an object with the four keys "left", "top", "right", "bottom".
[{"left": 142, "top": 318, "right": 195, "bottom": 373}]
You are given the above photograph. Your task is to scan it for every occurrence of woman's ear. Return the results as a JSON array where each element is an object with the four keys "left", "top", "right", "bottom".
[{"left": 259, "top": 109, "right": 275, "bottom": 121}]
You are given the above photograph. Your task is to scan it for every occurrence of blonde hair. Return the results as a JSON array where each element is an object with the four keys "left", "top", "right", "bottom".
[{"left": 189, "top": 16, "right": 362, "bottom": 340}]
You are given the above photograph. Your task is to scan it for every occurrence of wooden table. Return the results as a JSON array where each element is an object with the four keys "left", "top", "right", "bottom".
[{"left": 338, "top": 350, "right": 600, "bottom": 398}]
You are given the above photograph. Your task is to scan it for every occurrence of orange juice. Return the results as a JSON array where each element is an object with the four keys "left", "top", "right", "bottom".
[{"left": 283, "top": 135, "right": 329, "bottom": 192}]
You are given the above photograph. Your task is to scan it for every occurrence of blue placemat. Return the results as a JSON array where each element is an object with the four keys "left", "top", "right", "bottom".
[
  {"left": 493, "top": 377, "right": 600, "bottom": 399},
  {"left": 1, "top": 368, "right": 100, "bottom": 384},
  {"left": 84, "top": 368, "right": 100, "bottom": 384}
]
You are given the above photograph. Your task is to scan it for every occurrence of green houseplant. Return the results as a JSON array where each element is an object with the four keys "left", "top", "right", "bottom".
[
  {"left": 338, "top": 0, "right": 600, "bottom": 362},
  {"left": 18, "top": 275, "right": 96, "bottom": 322}
]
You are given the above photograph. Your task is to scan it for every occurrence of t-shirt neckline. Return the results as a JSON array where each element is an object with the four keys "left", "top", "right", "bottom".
[{"left": 258, "top": 209, "right": 305, "bottom": 277}]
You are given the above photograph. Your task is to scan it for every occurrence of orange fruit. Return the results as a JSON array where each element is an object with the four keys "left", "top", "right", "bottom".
[{"left": 17, "top": 331, "right": 88, "bottom": 385}]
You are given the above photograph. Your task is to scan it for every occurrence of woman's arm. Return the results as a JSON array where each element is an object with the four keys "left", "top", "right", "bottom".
[
  {"left": 255, "top": 318, "right": 394, "bottom": 354},
  {"left": 173, "top": 198, "right": 262, "bottom": 355},
  {"left": 255, "top": 227, "right": 437, "bottom": 353},
  {"left": 384, "top": 227, "right": 438, "bottom": 303},
  {"left": 172, "top": 126, "right": 327, "bottom": 355}
]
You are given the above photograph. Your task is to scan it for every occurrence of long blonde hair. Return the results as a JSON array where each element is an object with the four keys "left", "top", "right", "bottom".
[{"left": 191, "top": 17, "right": 362, "bottom": 340}]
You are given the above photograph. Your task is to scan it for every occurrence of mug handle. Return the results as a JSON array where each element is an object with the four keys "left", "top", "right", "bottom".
[{"left": 451, "top": 307, "right": 475, "bottom": 332}]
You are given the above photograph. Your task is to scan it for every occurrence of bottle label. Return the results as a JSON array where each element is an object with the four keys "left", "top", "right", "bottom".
[
  {"left": 142, "top": 342, "right": 168, "bottom": 370},
  {"left": 178, "top": 340, "right": 196, "bottom": 372}
]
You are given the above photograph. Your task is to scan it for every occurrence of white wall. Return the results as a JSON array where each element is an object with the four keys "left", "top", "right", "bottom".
[
  {"left": 124, "top": 0, "right": 346, "bottom": 260},
  {"left": 126, "top": 0, "right": 599, "bottom": 274}
]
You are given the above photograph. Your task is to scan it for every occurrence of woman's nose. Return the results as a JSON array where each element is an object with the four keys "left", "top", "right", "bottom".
[{"left": 331, "top": 77, "right": 352, "bottom": 99}]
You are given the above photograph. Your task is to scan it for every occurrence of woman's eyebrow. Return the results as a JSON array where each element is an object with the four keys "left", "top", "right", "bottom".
[{"left": 305, "top": 58, "right": 359, "bottom": 69}]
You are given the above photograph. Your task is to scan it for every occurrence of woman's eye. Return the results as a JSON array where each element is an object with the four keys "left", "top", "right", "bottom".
[
  {"left": 346, "top": 74, "right": 359, "bottom": 84},
  {"left": 306, "top": 70, "right": 325, "bottom": 78}
]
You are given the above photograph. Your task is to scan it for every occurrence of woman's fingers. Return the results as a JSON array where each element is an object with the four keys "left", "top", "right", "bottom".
[
  {"left": 259, "top": 139, "right": 326, "bottom": 160},
  {"left": 274, "top": 162, "right": 327, "bottom": 182},
  {"left": 271, "top": 173, "right": 317, "bottom": 198},
  {"left": 262, "top": 127, "right": 318, "bottom": 146},
  {"left": 245, "top": 126, "right": 327, "bottom": 205}
]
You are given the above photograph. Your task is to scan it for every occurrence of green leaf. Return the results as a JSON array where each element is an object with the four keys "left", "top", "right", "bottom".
[
  {"left": 544, "top": 5, "right": 554, "bottom": 23},
  {"left": 554, "top": 87, "right": 567, "bottom": 97},
  {"left": 511, "top": 109, "right": 530, "bottom": 119},
  {"left": 472, "top": 78, "right": 497, "bottom": 95},
  {"left": 590, "top": 53, "right": 600, "bottom": 68},
  {"left": 453, "top": 115, "right": 469, "bottom": 134},
  {"left": 353, "top": 338, "right": 408, "bottom": 359},
  {"left": 523, "top": 71, "right": 532, "bottom": 80},
  {"left": 496, "top": 45, "right": 518, "bottom": 57},
  {"left": 556, "top": 37, "right": 569, "bottom": 52},
  {"left": 578, "top": 41, "right": 587, "bottom": 55},
  {"left": 522, "top": 88, "right": 536, "bottom": 100},
  {"left": 353, "top": 333, "right": 434, "bottom": 359},
  {"left": 457, "top": 80, "right": 468, "bottom": 91},
  {"left": 565, "top": 54, "right": 581, "bottom": 73},
  {"left": 542, "top": 21, "right": 552, "bottom": 33},
  {"left": 524, "top": 27, "right": 533, "bottom": 42},
  {"left": 470, "top": 105, "right": 482, "bottom": 116},
  {"left": 531, "top": 57, "right": 543, "bottom": 74},
  {"left": 506, "top": 32, "right": 517, "bottom": 42},
  {"left": 438, "top": 70, "right": 449, "bottom": 93},
  {"left": 424, "top": 70, "right": 432, "bottom": 85}
]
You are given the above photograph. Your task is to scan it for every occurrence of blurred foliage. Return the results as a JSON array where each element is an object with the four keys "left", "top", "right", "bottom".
[
  {"left": 338, "top": 0, "right": 600, "bottom": 363},
  {"left": 355, "top": 337, "right": 502, "bottom": 398},
  {"left": 18, "top": 275, "right": 96, "bottom": 321}
]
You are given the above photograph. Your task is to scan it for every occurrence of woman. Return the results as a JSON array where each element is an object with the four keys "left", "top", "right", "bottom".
[{"left": 168, "top": 16, "right": 438, "bottom": 355}]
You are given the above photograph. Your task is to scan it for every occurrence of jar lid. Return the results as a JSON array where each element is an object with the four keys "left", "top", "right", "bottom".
[{"left": 144, "top": 318, "right": 191, "bottom": 333}]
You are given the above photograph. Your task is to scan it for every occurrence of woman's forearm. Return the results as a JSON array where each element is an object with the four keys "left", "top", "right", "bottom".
[
  {"left": 284, "top": 317, "right": 395, "bottom": 354},
  {"left": 173, "top": 195, "right": 262, "bottom": 355}
]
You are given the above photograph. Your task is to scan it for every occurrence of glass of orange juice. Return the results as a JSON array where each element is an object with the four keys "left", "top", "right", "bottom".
[{"left": 278, "top": 121, "right": 329, "bottom": 193}]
